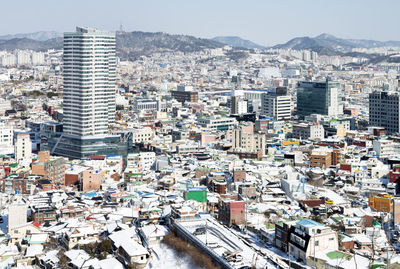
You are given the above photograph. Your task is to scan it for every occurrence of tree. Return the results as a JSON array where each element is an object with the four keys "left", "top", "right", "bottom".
[
  {"left": 58, "top": 249, "right": 69, "bottom": 269},
  {"left": 47, "top": 92, "right": 60, "bottom": 98},
  {"left": 98, "top": 239, "right": 113, "bottom": 254}
]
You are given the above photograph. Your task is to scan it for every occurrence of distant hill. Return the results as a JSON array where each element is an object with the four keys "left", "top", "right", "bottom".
[
  {"left": 0, "top": 37, "right": 62, "bottom": 51},
  {"left": 2, "top": 30, "right": 399, "bottom": 63},
  {"left": 0, "top": 31, "right": 225, "bottom": 60},
  {"left": 273, "top": 33, "right": 400, "bottom": 52},
  {"left": 0, "top": 31, "right": 62, "bottom": 41},
  {"left": 212, "top": 36, "right": 266, "bottom": 49},
  {"left": 116, "top": 31, "right": 224, "bottom": 60}
]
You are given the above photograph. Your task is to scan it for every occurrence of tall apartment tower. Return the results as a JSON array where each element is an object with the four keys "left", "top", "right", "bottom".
[
  {"left": 296, "top": 78, "right": 342, "bottom": 118},
  {"left": 369, "top": 91, "right": 400, "bottom": 134},
  {"left": 49, "top": 27, "right": 127, "bottom": 159},
  {"left": 63, "top": 27, "right": 116, "bottom": 137}
]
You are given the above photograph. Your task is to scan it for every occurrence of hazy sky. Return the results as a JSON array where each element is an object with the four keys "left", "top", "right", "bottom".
[{"left": 1, "top": 0, "right": 398, "bottom": 46}]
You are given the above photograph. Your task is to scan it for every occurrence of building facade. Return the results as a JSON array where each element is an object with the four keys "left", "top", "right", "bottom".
[
  {"left": 369, "top": 91, "right": 400, "bottom": 134},
  {"left": 261, "top": 87, "right": 291, "bottom": 120},
  {"left": 49, "top": 27, "right": 128, "bottom": 159},
  {"left": 63, "top": 27, "right": 116, "bottom": 137},
  {"left": 14, "top": 133, "right": 32, "bottom": 166},
  {"left": 292, "top": 123, "right": 324, "bottom": 140},
  {"left": 232, "top": 128, "right": 266, "bottom": 154},
  {"left": 31, "top": 151, "right": 66, "bottom": 185},
  {"left": 297, "top": 79, "right": 341, "bottom": 118}
]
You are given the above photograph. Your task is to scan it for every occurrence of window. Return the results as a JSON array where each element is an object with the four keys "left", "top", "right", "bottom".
[{"left": 315, "top": 240, "right": 319, "bottom": 246}]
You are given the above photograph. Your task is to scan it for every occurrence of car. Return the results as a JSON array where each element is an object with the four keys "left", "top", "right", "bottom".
[{"left": 193, "top": 227, "right": 206, "bottom": 235}]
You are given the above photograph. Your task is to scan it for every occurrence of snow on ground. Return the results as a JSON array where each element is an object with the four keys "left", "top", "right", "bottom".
[
  {"left": 145, "top": 243, "right": 203, "bottom": 269},
  {"left": 304, "top": 184, "right": 347, "bottom": 204},
  {"left": 180, "top": 217, "right": 277, "bottom": 269}
]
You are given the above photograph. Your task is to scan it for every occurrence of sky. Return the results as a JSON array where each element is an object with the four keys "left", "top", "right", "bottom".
[{"left": 1, "top": 0, "right": 399, "bottom": 46}]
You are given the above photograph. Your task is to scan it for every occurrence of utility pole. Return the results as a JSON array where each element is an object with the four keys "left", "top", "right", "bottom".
[
  {"left": 206, "top": 219, "right": 208, "bottom": 246},
  {"left": 313, "top": 232, "right": 316, "bottom": 268},
  {"left": 288, "top": 241, "right": 291, "bottom": 269},
  {"left": 387, "top": 245, "right": 389, "bottom": 269}
]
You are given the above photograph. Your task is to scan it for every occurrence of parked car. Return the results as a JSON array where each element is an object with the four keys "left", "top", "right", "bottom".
[{"left": 193, "top": 227, "right": 206, "bottom": 235}]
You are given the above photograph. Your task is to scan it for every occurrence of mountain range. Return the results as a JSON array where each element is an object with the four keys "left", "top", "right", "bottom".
[
  {"left": 116, "top": 31, "right": 224, "bottom": 59},
  {"left": 0, "top": 31, "right": 400, "bottom": 60},
  {"left": 273, "top": 33, "right": 400, "bottom": 52},
  {"left": 0, "top": 31, "right": 225, "bottom": 60},
  {"left": 0, "top": 31, "right": 62, "bottom": 41}
]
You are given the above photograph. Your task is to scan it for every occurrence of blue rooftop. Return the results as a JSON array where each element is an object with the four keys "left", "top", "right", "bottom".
[{"left": 297, "top": 219, "right": 324, "bottom": 227}]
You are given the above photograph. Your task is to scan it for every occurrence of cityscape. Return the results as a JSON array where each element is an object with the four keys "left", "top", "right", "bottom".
[{"left": 0, "top": 1, "right": 400, "bottom": 269}]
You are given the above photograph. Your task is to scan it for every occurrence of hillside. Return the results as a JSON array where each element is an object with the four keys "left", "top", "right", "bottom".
[
  {"left": 116, "top": 31, "right": 224, "bottom": 60},
  {"left": 0, "top": 31, "right": 225, "bottom": 60},
  {"left": 273, "top": 33, "right": 400, "bottom": 52},
  {"left": 212, "top": 36, "right": 266, "bottom": 49}
]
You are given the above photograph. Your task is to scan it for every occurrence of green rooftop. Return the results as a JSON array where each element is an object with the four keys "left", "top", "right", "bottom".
[
  {"left": 264, "top": 223, "right": 275, "bottom": 229},
  {"left": 326, "top": 251, "right": 351, "bottom": 260}
]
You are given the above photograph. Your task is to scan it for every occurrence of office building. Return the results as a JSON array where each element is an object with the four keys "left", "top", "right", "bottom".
[
  {"left": 261, "top": 87, "right": 291, "bottom": 120},
  {"left": 369, "top": 91, "right": 400, "bottom": 134},
  {"left": 171, "top": 86, "right": 198, "bottom": 103},
  {"left": 297, "top": 79, "right": 342, "bottom": 118}
]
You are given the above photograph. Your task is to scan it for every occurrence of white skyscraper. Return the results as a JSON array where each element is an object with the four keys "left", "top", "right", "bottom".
[
  {"left": 261, "top": 87, "right": 292, "bottom": 120},
  {"left": 63, "top": 27, "right": 116, "bottom": 137}
]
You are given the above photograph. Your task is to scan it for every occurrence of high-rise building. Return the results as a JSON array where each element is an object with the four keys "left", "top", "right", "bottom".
[
  {"left": 231, "top": 90, "right": 247, "bottom": 115},
  {"left": 31, "top": 52, "right": 45, "bottom": 65},
  {"left": 296, "top": 79, "right": 342, "bottom": 118},
  {"left": 17, "top": 51, "right": 31, "bottom": 66},
  {"left": 49, "top": 27, "right": 127, "bottom": 159},
  {"left": 369, "top": 91, "right": 400, "bottom": 134},
  {"left": 261, "top": 87, "right": 291, "bottom": 120},
  {"left": 63, "top": 27, "right": 116, "bottom": 137},
  {"left": 14, "top": 133, "right": 32, "bottom": 166}
]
